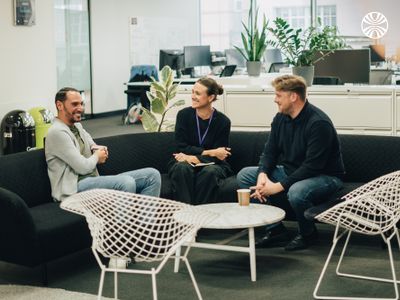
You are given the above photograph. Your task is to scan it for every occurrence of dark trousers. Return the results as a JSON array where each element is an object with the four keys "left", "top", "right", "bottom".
[{"left": 168, "top": 162, "right": 229, "bottom": 205}]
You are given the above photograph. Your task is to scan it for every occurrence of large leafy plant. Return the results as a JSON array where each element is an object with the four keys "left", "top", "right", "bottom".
[
  {"left": 140, "top": 66, "right": 185, "bottom": 132},
  {"left": 269, "top": 17, "right": 346, "bottom": 66},
  {"left": 234, "top": 0, "right": 269, "bottom": 61}
]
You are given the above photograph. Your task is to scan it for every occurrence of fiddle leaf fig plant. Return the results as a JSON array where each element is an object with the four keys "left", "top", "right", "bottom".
[
  {"left": 140, "top": 66, "right": 185, "bottom": 132},
  {"left": 269, "top": 17, "right": 347, "bottom": 66},
  {"left": 234, "top": 0, "right": 269, "bottom": 61}
]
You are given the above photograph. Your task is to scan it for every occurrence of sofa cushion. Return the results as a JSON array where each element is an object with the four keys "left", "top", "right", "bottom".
[
  {"left": 340, "top": 135, "right": 400, "bottom": 182},
  {"left": 30, "top": 203, "right": 91, "bottom": 262},
  {"left": 96, "top": 132, "right": 175, "bottom": 175}
]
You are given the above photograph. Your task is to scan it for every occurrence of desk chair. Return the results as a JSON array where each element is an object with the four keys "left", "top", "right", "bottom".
[
  {"left": 61, "top": 189, "right": 217, "bottom": 300},
  {"left": 124, "top": 65, "right": 158, "bottom": 124},
  {"left": 313, "top": 170, "right": 400, "bottom": 300}
]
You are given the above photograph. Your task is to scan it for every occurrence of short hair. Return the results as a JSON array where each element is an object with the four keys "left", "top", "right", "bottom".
[
  {"left": 196, "top": 77, "right": 224, "bottom": 101},
  {"left": 55, "top": 87, "right": 80, "bottom": 103},
  {"left": 271, "top": 75, "right": 307, "bottom": 101}
]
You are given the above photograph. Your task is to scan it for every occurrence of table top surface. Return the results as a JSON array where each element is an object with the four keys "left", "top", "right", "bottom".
[{"left": 197, "top": 202, "right": 285, "bottom": 229}]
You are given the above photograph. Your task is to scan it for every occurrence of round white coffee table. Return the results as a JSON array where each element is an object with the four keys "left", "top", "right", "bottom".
[{"left": 174, "top": 203, "right": 285, "bottom": 282}]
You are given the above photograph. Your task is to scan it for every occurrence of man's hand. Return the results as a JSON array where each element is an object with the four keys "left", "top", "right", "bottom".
[
  {"left": 92, "top": 145, "right": 108, "bottom": 156},
  {"left": 250, "top": 172, "right": 267, "bottom": 202},
  {"left": 250, "top": 173, "right": 284, "bottom": 203},
  {"left": 95, "top": 148, "right": 108, "bottom": 164}
]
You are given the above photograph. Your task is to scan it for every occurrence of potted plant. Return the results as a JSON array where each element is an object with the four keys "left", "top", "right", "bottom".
[
  {"left": 140, "top": 66, "right": 185, "bottom": 132},
  {"left": 269, "top": 17, "right": 346, "bottom": 85},
  {"left": 234, "top": 0, "right": 269, "bottom": 76}
]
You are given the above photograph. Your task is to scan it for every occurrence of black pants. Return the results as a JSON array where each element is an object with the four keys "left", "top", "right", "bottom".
[{"left": 168, "top": 162, "right": 230, "bottom": 205}]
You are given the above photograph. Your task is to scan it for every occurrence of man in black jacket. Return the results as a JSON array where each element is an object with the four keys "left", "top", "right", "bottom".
[{"left": 237, "top": 75, "right": 345, "bottom": 251}]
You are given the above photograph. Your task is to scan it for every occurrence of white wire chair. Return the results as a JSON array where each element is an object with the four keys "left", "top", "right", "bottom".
[
  {"left": 313, "top": 170, "right": 400, "bottom": 300},
  {"left": 60, "top": 189, "right": 217, "bottom": 300}
]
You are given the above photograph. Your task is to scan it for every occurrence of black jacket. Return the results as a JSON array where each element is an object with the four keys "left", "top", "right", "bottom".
[{"left": 258, "top": 101, "right": 345, "bottom": 190}]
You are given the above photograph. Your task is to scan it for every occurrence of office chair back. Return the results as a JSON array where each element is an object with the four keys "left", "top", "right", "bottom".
[{"left": 129, "top": 65, "right": 159, "bottom": 82}]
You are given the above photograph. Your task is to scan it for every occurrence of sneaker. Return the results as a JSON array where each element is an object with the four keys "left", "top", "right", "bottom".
[{"left": 108, "top": 257, "right": 128, "bottom": 269}]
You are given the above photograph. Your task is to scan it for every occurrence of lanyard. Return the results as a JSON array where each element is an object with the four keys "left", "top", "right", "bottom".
[{"left": 196, "top": 109, "right": 214, "bottom": 146}]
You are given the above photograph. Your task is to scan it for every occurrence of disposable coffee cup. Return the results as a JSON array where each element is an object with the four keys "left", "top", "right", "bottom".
[{"left": 237, "top": 189, "right": 251, "bottom": 206}]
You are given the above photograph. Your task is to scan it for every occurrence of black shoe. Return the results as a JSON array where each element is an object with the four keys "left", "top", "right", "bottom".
[
  {"left": 284, "top": 230, "right": 318, "bottom": 251},
  {"left": 255, "top": 224, "right": 290, "bottom": 248}
]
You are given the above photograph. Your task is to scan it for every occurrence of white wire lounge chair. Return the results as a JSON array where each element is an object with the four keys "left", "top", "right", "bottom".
[
  {"left": 61, "top": 189, "right": 217, "bottom": 300},
  {"left": 313, "top": 170, "right": 400, "bottom": 300}
]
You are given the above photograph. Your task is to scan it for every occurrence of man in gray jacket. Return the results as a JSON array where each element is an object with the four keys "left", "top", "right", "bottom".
[{"left": 45, "top": 87, "right": 161, "bottom": 202}]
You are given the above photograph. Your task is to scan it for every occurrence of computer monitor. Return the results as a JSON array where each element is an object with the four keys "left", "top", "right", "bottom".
[
  {"left": 220, "top": 65, "right": 236, "bottom": 77},
  {"left": 159, "top": 49, "right": 184, "bottom": 77},
  {"left": 369, "top": 44, "right": 385, "bottom": 63},
  {"left": 225, "top": 48, "right": 246, "bottom": 68},
  {"left": 183, "top": 45, "right": 211, "bottom": 68},
  {"left": 313, "top": 49, "right": 370, "bottom": 84}
]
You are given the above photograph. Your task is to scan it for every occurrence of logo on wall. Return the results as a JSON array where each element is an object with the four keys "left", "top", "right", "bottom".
[{"left": 361, "top": 12, "right": 389, "bottom": 39}]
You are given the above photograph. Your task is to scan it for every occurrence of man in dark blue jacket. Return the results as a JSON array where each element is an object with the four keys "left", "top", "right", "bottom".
[{"left": 237, "top": 75, "right": 345, "bottom": 251}]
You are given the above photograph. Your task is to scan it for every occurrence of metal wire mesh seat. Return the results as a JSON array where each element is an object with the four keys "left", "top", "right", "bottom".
[
  {"left": 313, "top": 170, "right": 400, "bottom": 300},
  {"left": 61, "top": 189, "right": 217, "bottom": 300}
]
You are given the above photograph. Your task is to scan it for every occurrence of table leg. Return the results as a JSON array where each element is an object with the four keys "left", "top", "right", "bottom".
[
  {"left": 174, "top": 246, "right": 181, "bottom": 273},
  {"left": 248, "top": 227, "right": 256, "bottom": 281}
]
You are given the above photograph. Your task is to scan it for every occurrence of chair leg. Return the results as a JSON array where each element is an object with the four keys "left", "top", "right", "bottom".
[
  {"left": 151, "top": 268, "right": 158, "bottom": 300},
  {"left": 97, "top": 269, "right": 105, "bottom": 300},
  {"left": 314, "top": 231, "right": 400, "bottom": 300},
  {"left": 182, "top": 257, "right": 203, "bottom": 300},
  {"left": 387, "top": 239, "right": 399, "bottom": 300},
  {"left": 313, "top": 233, "right": 340, "bottom": 299},
  {"left": 335, "top": 230, "right": 352, "bottom": 276}
]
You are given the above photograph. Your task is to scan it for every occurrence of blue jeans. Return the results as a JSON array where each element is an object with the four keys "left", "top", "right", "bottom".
[
  {"left": 78, "top": 167, "right": 161, "bottom": 197},
  {"left": 237, "top": 165, "right": 343, "bottom": 236}
]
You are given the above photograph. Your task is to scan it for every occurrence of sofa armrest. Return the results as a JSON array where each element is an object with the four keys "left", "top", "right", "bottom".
[{"left": 0, "top": 187, "right": 36, "bottom": 240}]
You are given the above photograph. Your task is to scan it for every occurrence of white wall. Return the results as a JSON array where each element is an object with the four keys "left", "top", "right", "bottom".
[
  {"left": 0, "top": 0, "right": 57, "bottom": 121},
  {"left": 90, "top": 0, "right": 200, "bottom": 114}
]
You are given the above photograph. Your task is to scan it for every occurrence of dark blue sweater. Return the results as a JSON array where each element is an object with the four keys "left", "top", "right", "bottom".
[{"left": 258, "top": 101, "right": 345, "bottom": 190}]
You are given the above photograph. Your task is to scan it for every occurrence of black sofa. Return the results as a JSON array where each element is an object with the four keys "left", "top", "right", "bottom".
[{"left": 1, "top": 131, "right": 400, "bottom": 283}]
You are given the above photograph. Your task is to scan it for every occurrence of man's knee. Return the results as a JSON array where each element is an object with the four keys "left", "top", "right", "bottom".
[
  {"left": 287, "top": 182, "right": 313, "bottom": 207},
  {"left": 116, "top": 175, "right": 136, "bottom": 193},
  {"left": 237, "top": 167, "right": 257, "bottom": 187},
  {"left": 144, "top": 167, "right": 161, "bottom": 185}
]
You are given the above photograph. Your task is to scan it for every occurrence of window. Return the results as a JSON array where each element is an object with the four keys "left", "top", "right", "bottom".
[{"left": 54, "top": 0, "right": 92, "bottom": 114}]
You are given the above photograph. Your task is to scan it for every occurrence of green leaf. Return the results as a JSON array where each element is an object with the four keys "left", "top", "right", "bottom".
[
  {"left": 151, "top": 98, "right": 165, "bottom": 115},
  {"left": 140, "top": 107, "right": 160, "bottom": 132}
]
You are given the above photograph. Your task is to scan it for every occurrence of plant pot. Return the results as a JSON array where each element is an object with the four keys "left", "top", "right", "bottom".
[
  {"left": 292, "top": 66, "right": 315, "bottom": 86},
  {"left": 246, "top": 61, "right": 262, "bottom": 77}
]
